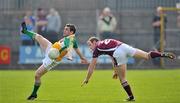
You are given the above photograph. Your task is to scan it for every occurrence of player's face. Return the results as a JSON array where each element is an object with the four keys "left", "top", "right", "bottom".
[
  {"left": 63, "top": 26, "right": 72, "bottom": 36},
  {"left": 87, "top": 41, "right": 96, "bottom": 52}
]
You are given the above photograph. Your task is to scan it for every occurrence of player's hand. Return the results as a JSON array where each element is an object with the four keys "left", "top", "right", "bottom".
[
  {"left": 66, "top": 57, "right": 73, "bottom": 61},
  {"left": 21, "top": 22, "right": 27, "bottom": 33},
  {"left": 81, "top": 59, "right": 89, "bottom": 64},
  {"left": 112, "top": 68, "right": 118, "bottom": 79},
  {"left": 81, "top": 79, "right": 88, "bottom": 87},
  {"left": 112, "top": 73, "right": 118, "bottom": 79}
]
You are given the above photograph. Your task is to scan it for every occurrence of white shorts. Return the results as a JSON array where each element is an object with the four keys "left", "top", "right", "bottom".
[
  {"left": 42, "top": 43, "right": 59, "bottom": 70},
  {"left": 113, "top": 43, "right": 136, "bottom": 66}
]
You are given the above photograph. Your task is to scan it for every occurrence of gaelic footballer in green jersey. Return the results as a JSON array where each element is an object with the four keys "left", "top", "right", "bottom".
[{"left": 21, "top": 22, "right": 88, "bottom": 100}]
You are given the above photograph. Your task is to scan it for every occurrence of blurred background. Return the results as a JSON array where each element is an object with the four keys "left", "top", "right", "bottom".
[{"left": 0, "top": 0, "right": 180, "bottom": 69}]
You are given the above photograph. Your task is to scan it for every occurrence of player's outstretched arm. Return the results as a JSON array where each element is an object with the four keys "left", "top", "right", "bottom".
[{"left": 81, "top": 58, "right": 97, "bottom": 87}]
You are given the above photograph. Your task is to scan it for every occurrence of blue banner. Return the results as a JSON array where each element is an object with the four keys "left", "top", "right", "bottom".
[
  {"left": 19, "top": 46, "right": 44, "bottom": 64},
  {"left": 19, "top": 45, "right": 135, "bottom": 64}
]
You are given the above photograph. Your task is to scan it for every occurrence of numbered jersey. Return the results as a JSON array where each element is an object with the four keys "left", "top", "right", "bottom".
[{"left": 93, "top": 39, "right": 122, "bottom": 58}]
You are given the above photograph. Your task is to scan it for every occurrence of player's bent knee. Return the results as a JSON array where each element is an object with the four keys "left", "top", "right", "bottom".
[
  {"left": 35, "top": 71, "right": 42, "bottom": 79},
  {"left": 35, "top": 73, "right": 41, "bottom": 80}
]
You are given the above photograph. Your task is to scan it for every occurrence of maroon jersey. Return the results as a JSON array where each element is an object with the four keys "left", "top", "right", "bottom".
[{"left": 93, "top": 39, "right": 122, "bottom": 58}]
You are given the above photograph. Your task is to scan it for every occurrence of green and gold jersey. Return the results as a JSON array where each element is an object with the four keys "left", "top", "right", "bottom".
[
  {"left": 59, "top": 34, "right": 78, "bottom": 53},
  {"left": 63, "top": 34, "right": 78, "bottom": 49},
  {"left": 51, "top": 34, "right": 78, "bottom": 61}
]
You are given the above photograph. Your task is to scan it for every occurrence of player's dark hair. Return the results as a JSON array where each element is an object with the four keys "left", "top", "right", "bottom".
[
  {"left": 88, "top": 37, "right": 100, "bottom": 43},
  {"left": 66, "top": 24, "right": 76, "bottom": 34}
]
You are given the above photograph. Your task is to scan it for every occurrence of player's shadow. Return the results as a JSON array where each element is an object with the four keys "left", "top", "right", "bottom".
[
  {"left": 35, "top": 99, "right": 64, "bottom": 102},
  {"left": 113, "top": 100, "right": 135, "bottom": 102}
]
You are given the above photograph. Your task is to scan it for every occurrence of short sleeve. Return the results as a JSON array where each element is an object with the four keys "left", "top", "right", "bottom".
[{"left": 92, "top": 48, "right": 99, "bottom": 58}]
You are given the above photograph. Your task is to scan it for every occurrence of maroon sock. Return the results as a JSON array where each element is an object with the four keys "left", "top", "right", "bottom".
[
  {"left": 149, "top": 51, "right": 162, "bottom": 58},
  {"left": 122, "top": 81, "right": 134, "bottom": 98}
]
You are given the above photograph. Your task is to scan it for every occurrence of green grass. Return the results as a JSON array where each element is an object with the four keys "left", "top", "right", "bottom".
[{"left": 0, "top": 69, "right": 180, "bottom": 103}]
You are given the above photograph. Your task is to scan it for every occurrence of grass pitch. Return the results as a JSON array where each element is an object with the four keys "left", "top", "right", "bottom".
[{"left": 0, "top": 69, "right": 180, "bottom": 103}]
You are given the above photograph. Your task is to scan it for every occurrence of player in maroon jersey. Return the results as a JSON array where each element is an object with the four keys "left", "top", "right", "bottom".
[{"left": 81, "top": 37, "right": 176, "bottom": 101}]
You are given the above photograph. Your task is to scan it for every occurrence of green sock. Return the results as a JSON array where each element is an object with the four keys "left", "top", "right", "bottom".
[
  {"left": 23, "top": 30, "right": 36, "bottom": 39},
  {"left": 31, "top": 83, "right": 41, "bottom": 96}
]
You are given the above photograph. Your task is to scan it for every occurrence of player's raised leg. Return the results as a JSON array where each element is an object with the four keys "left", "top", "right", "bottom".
[
  {"left": 34, "top": 34, "right": 52, "bottom": 52},
  {"left": 133, "top": 49, "right": 176, "bottom": 60},
  {"left": 27, "top": 65, "right": 48, "bottom": 100},
  {"left": 21, "top": 22, "right": 52, "bottom": 52}
]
